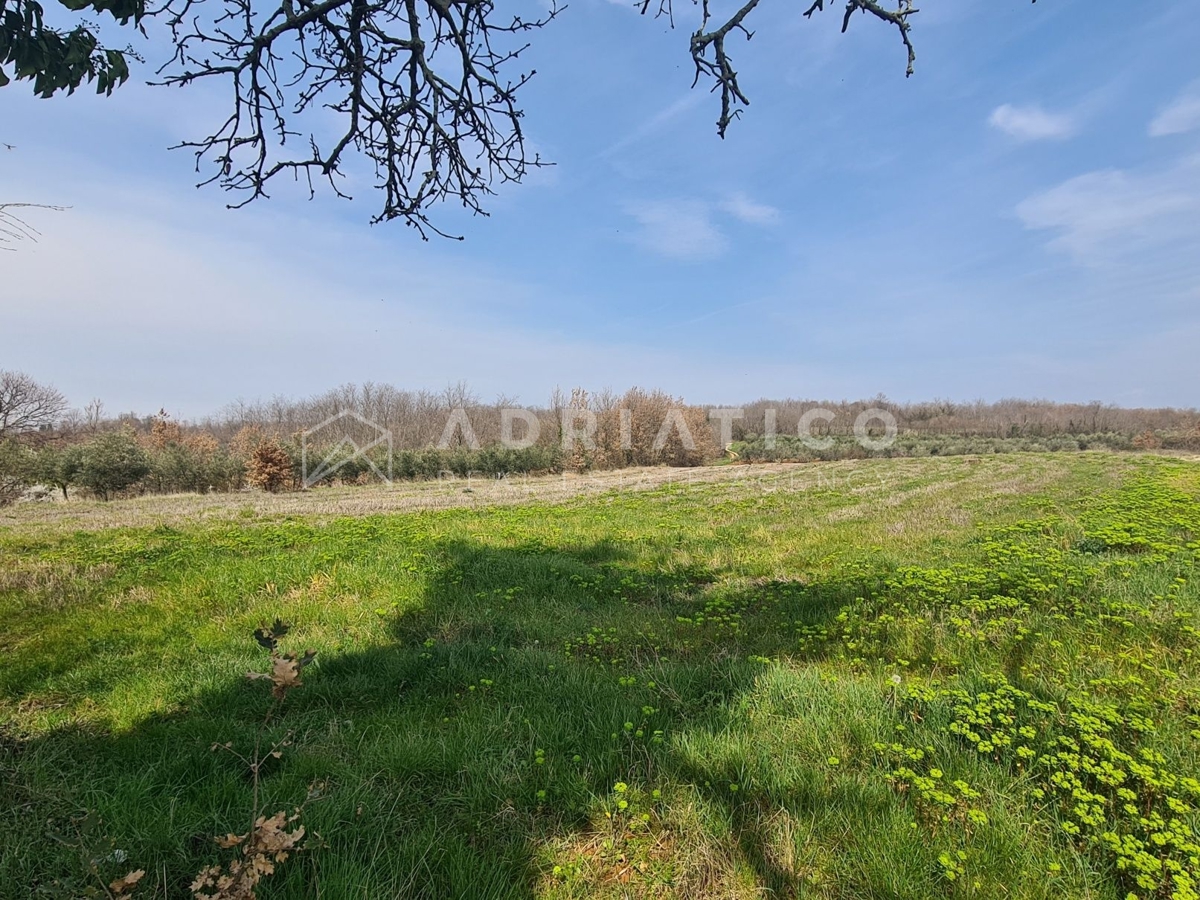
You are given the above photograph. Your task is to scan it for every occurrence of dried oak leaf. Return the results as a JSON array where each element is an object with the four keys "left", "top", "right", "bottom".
[{"left": 110, "top": 869, "right": 145, "bottom": 894}]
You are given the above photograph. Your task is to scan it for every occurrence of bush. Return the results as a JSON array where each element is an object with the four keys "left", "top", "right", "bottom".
[
  {"left": 78, "top": 431, "right": 151, "bottom": 500},
  {"left": 592, "top": 388, "right": 720, "bottom": 468},
  {"left": 727, "top": 432, "right": 1140, "bottom": 463},
  {"left": 0, "top": 439, "right": 34, "bottom": 506},
  {"left": 246, "top": 438, "right": 296, "bottom": 493},
  {"left": 34, "top": 444, "right": 85, "bottom": 500},
  {"left": 283, "top": 444, "right": 563, "bottom": 486},
  {"left": 146, "top": 434, "right": 238, "bottom": 494},
  {"left": 1132, "top": 430, "right": 1162, "bottom": 450}
]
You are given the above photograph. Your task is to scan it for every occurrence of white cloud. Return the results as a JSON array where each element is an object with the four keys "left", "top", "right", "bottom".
[
  {"left": 624, "top": 199, "right": 728, "bottom": 260},
  {"left": 988, "top": 103, "right": 1076, "bottom": 142},
  {"left": 621, "top": 192, "right": 779, "bottom": 260},
  {"left": 720, "top": 192, "right": 781, "bottom": 225},
  {"left": 1149, "top": 81, "right": 1200, "bottom": 137},
  {"left": 1015, "top": 156, "right": 1200, "bottom": 263}
]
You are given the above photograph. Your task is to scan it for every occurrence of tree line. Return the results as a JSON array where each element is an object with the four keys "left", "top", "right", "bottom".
[{"left": 1, "top": 370, "right": 1198, "bottom": 504}]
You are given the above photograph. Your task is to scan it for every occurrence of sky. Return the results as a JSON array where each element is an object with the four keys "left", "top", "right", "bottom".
[{"left": 2, "top": 0, "right": 1199, "bottom": 418}]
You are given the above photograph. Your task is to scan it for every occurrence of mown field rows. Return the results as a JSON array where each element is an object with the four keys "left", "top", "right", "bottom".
[{"left": 2, "top": 453, "right": 1199, "bottom": 898}]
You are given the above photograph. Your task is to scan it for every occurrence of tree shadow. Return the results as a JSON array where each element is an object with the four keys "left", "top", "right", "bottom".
[{"left": 2, "top": 536, "right": 873, "bottom": 898}]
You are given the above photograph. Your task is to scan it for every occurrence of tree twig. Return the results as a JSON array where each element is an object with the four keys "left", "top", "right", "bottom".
[{"left": 152, "top": 0, "right": 563, "bottom": 238}]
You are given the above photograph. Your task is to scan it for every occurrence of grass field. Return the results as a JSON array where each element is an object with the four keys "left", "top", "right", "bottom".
[{"left": 3, "top": 453, "right": 1200, "bottom": 899}]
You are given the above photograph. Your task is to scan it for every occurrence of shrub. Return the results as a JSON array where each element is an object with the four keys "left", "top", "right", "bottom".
[
  {"left": 1132, "top": 430, "right": 1162, "bottom": 450},
  {"left": 380, "top": 445, "right": 560, "bottom": 483},
  {"left": 146, "top": 434, "right": 236, "bottom": 494},
  {"left": 78, "top": 430, "right": 150, "bottom": 501},
  {"left": 34, "top": 444, "right": 85, "bottom": 500},
  {"left": 229, "top": 425, "right": 266, "bottom": 462},
  {"left": 246, "top": 439, "right": 295, "bottom": 493},
  {"left": 0, "top": 439, "right": 34, "bottom": 506},
  {"left": 593, "top": 387, "right": 720, "bottom": 468},
  {"left": 148, "top": 408, "right": 183, "bottom": 449}
]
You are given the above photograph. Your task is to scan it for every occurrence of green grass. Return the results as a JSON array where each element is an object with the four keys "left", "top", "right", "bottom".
[{"left": 2, "top": 453, "right": 1199, "bottom": 899}]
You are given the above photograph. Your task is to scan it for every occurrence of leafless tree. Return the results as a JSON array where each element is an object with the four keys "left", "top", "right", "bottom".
[
  {"left": 0, "top": 370, "right": 69, "bottom": 437},
  {"left": 83, "top": 398, "right": 107, "bottom": 434}
]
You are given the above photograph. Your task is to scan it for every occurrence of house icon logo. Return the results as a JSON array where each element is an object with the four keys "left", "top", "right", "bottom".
[{"left": 301, "top": 410, "right": 393, "bottom": 488}]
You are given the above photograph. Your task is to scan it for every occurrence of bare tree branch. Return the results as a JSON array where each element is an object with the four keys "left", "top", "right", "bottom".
[
  {"left": 0, "top": 203, "right": 65, "bottom": 249},
  {"left": 6, "top": 0, "right": 1041, "bottom": 237},
  {"left": 153, "top": 0, "right": 563, "bottom": 238},
  {"left": 646, "top": 0, "right": 920, "bottom": 138}
]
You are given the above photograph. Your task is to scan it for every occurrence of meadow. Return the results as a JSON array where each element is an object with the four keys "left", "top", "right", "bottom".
[{"left": 2, "top": 452, "right": 1199, "bottom": 899}]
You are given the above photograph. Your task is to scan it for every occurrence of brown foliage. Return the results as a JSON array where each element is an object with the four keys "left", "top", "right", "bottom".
[
  {"left": 247, "top": 619, "right": 317, "bottom": 702},
  {"left": 185, "top": 432, "right": 220, "bottom": 458},
  {"left": 245, "top": 439, "right": 293, "bottom": 493},
  {"left": 148, "top": 409, "right": 183, "bottom": 450},
  {"left": 1133, "top": 430, "right": 1162, "bottom": 450},
  {"left": 229, "top": 426, "right": 266, "bottom": 461},
  {"left": 594, "top": 388, "right": 719, "bottom": 468},
  {"left": 566, "top": 387, "right": 592, "bottom": 473},
  {"left": 190, "top": 811, "right": 305, "bottom": 900},
  {"left": 111, "top": 869, "right": 146, "bottom": 895}
]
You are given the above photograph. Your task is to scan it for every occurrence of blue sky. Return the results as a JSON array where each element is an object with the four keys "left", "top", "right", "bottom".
[{"left": 2, "top": 0, "right": 1199, "bottom": 417}]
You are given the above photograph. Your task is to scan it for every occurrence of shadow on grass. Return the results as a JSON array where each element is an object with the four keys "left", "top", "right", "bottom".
[{"left": 2, "top": 537, "right": 873, "bottom": 899}]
